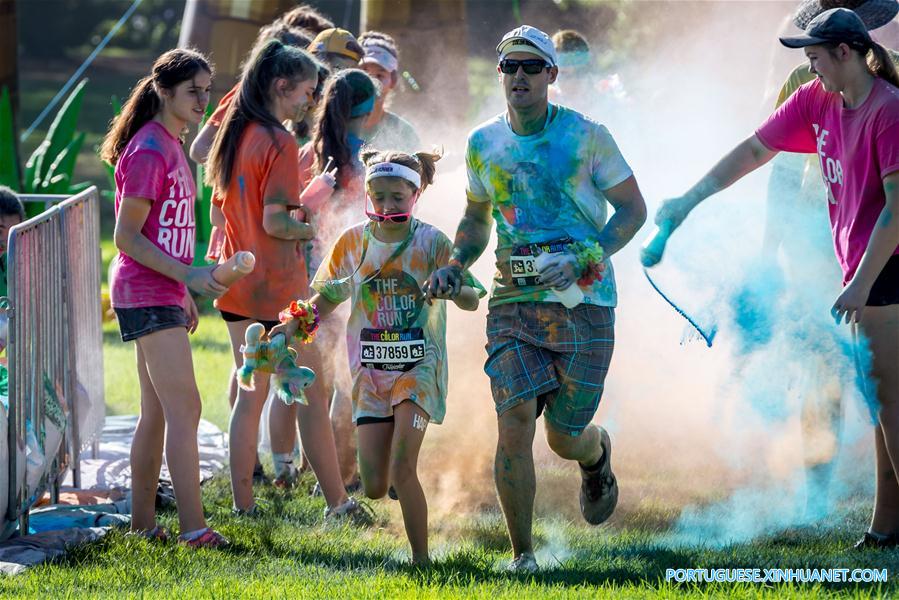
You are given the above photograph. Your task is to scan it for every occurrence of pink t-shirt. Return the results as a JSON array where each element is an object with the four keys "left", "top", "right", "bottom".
[
  {"left": 110, "top": 121, "right": 196, "bottom": 308},
  {"left": 756, "top": 78, "right": 899, "bottom": 283}
]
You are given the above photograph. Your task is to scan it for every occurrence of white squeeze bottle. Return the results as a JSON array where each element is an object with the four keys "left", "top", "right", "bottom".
[
  {"left": 299, "top": 156, "right": 337, "bottom": 212},
  {"left": 640, "top": 220, "right": 674, "bottom": 267},
  {"left": 534, "top": 251, "right": 583, "bottom": 309},
  {"left": 212, "top": 251, "right": 256, "bottom": 287}
]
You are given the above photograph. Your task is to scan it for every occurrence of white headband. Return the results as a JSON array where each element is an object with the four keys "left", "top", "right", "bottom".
[
  {"left": 365, "top": 162, "right": 421, "bottom": 188},
  {"left": 361, "top": 45, "right": 399, "bottom": 73}
]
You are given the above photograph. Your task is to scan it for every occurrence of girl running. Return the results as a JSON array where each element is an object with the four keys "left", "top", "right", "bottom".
[
  {"left": 204, "top": 39, "right": 360, "bottom": 520},
  {"left": 651, "top": 8, "right": 899, "bottom": 549},
  {"left": 101, "top": 48, "right": 227, "bottom": 547},
  {"left": 273, "top": 149, "right": 484, "bottom": 563},
  {"left": 270, "top": 69, "right": 378, "bottom": 489}
]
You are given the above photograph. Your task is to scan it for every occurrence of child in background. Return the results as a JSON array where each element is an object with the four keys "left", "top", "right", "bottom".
[
  {"left": 272, "top": 69, "right": 377, "bottom": 490},
  {"left": 204, "top": 40, "right": 360, "bottom": 520},
  {"left": 0, "top": 186, "right": 25, "bottom": 298},
  {"left": 357, "top": 31, "right": 421, "bottom": 152},
  {"left": 274, "top": 149, "right": 484, "bottom": 563}
]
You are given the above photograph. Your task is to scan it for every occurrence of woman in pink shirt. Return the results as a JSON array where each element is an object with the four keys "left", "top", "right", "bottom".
[
  {"left": 100, "top": 48, "right": 228, "bottom": 548},
  {"left": 651, "top": 9, "right": 899, "bottom": 549}
]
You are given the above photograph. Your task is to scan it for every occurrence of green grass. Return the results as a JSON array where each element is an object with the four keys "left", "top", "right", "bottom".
[
  {"left": 0, "top": 474, "right": 893, "bottom": 598},
  {"left": 3, "top": 312, "right": 893, "bottom": 598}
]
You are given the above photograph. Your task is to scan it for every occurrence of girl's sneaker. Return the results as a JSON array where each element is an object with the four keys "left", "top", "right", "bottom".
[
  {"left": 127, "top": 525, "right": 169, "bottom": 542},
  {"left": 178, "top": 528, "right": 229, "bottom": 549},
  {"left": 273, "top": 467, "right": 297, "bottom": 490},
  {"left": 232, "top": 503, "right": 263, "bottom": 518},
  {"left": 507, "top": 552, "right": 538, "bottom": 574},
  {"left": 323, "top": 497, "right": 375, "bottom": 526},
  {"left": 252, "top": 464, "right": 270, "bottom": 485}
]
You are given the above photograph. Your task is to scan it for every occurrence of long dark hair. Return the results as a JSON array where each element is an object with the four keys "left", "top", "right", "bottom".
[
  {"left": 293, "top": 63, "right": 331, "bottom": 142},
  {"left": 205, "top": 39, "right": 319, "bottom": 190},
  {"left": 100, "top": 48, "right": 212, "bottom": 165},
  {"left": 311, "top": 69, "right": 377, "bottom": 180},
  {"left": 360, "top": 148, "right": 442, "bottom": 193}
]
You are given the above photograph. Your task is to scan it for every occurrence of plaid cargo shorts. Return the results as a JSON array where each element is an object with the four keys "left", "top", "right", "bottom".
[{"left": 484, "top": 301, "right": 615, "bottom": 436}]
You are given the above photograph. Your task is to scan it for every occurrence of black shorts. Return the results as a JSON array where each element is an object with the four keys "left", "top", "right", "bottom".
[
  {"left": 357, "top": 415, "right": 395, "bottom": 426},
  {"left": 219, "top": 310, "right": 279, "bottom": 332},
  {"left": 114, "top": 305, "right": 188, "bottom": 342},
  {"left": 867, "top": 255, "right": 899, "bottom": 307}
]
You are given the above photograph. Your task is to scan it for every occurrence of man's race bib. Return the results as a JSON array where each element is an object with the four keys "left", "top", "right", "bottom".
[
  {"left": 509, "top": 238, "right": 571, "bottom": 287},
  {"left": 360, "top": 328, "right": 425, "bottom": 372}
]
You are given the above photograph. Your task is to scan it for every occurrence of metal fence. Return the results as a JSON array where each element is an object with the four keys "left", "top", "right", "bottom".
[{"left": 3, "top": 187, "right": 105, "bottom": 538}]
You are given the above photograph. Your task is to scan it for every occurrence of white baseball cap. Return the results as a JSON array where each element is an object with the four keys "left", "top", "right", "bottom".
[{"left": 496, "top": 25, "right": 557, "bottom": 66}]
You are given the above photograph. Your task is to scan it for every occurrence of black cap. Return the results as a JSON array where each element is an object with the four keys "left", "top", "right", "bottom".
[{"left": 780, "top": 7, "right": 874, "bottom": 49}]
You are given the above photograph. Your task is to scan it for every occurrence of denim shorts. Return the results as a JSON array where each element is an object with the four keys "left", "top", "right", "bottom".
[
  {"left": 114, "top": 305, "right": 188, "bottom": 342},
  {"left": 484, "top": 301, "right": 615, "bottom": 436}
]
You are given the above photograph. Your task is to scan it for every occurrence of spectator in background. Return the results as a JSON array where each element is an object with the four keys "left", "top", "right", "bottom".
[
  {"left": 550, "top": 29, "right": 627, "bottom": 120},
  {"left": 205, "top": 40, "right": 362, "bottom": 520},
  {"left": 0, "top": 187, "right": 24, "bottom": 298},
  {"left": 188, "top": 18, "right": 322, "bottom": 485},
  {"left": 280, "top": 3, "right": 335, "bottom": 35},
  {"left": 308, "top": 28, "right": 364, "bottom": 71},
  {"left": 189, "top": 20, "right": 314, "bottom": 164},
  {"left": 358, "top": 31, "right": 421, "bottom": 153},
  {"left": 275, "top": 70, "right": 378, "bottom": 491}
]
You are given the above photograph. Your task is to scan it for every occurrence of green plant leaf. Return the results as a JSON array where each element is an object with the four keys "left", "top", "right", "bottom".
[
  {"left": 0, "top": 87, "right": 20, "bottom": 189},
  {"left": 43, "top": 131, "right": 85, "bottom": 194},
  {"left": 66, "top": 181, "right": 92, "bottom": 194},
  {"left": 24, "top": 140, "right": 48, "bottom": 192},
  {"left": 34, "top": 78, "right": 87, "bottom": 186}
]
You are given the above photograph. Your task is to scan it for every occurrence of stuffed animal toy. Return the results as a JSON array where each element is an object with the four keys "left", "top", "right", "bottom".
[{"left": 237, "top": 323, "right": 315, "bottom": 405}]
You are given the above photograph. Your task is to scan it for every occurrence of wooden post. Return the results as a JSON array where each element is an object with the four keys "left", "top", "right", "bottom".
[
  {"left": 179, "top": 0, "right": 298, "bottom": 98},
  {"left": 0, "top": 0, "right": 19, "bottom": 135}
]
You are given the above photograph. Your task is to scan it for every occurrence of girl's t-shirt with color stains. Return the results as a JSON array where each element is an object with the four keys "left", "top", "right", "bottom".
[
  {"left": 312, "top": 220, "right": 485, "bottom": 424},
  {"left": 213, "top": 122, "right": 307, "bottom": 321},
  {"left": 110, "top": 120, "right": 196, "bottom": 309},
  {"left": 465, "top": 105, "right": 632, "bottom": 308}
]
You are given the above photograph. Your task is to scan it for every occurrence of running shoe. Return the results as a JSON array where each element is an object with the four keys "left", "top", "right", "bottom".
[
  {"left": 273, "top": 466, "right": 297, "bottom": 490},
  {"left": 232, "top": 504, "right": 263, "bottom": 518},
  {"left": 324, "top": 497, "right": 375, "bottom": 526},
  {"left": 579, "top": 427, "right": 618, "bottom": 525},
  {"left": 178, "top": 528, "right": 229, "bottom": 549},
  {"left": 506, "top": 552, "right": 538, "bottom": 574},
  {"left": 127, "top": 525, "right": 169, "bottom": 542},
  {"left": 252, "top": 464, "right": 270, "bottom": 485},
  {"left": 853, "top": 531, "right": 899, "bottom": 550}
]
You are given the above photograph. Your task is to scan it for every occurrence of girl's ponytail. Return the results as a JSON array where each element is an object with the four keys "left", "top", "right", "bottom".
[{"left": 868, "top": 41, "right": 899, "bottom": 88}]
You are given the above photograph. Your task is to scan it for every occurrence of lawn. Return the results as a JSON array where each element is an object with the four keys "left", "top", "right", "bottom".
[{"left": 0, "top": 315, "right": 893, "bottom": 597}]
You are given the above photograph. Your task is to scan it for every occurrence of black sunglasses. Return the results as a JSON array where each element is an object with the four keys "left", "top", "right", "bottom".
[{"left": 499, "top": 58, "right": 550, "bottom": 75}]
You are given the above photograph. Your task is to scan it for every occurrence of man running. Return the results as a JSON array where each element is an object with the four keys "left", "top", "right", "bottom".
[{"left": 426, "top": 25, "right": 646, "bottom": 572}]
